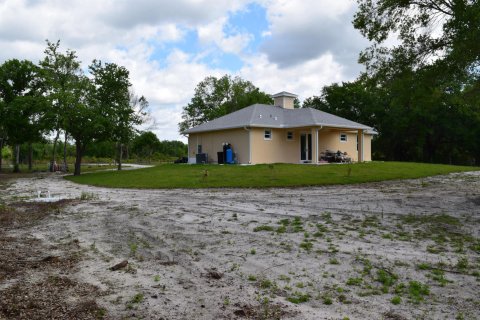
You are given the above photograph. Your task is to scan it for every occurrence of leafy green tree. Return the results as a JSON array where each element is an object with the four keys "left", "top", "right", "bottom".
[
  {"left": 158, "top": 140, "right": 187, "bottom": 158},
  {"left": 179, "top": 75, "right": 272, "bottom": 133},
  {"left": 0, "top": 59, "right": 48, "bottom": 172},
  {"left": 303, "top": 80, "right": 382, "bottom": 128},
  {"left": 131, "top": 131, "right": 161, "bottom": 158},
  {"left": 353, "top": 0, "right": 480, "bottom": 78},
  {"left": 64, "top": 75, "right": 108, "bottom": 176},
  {"left": 40, "top": 40, "right": 83, "bottom": 171},
  {"left": 89, "top": 60, "right": 148, "bottom": 170},
  {"left": 350, "top": 0, "right": 480, "bottom": 164},
  {"left": 0, "top": 100, "right": 5, "bottom": 171}
]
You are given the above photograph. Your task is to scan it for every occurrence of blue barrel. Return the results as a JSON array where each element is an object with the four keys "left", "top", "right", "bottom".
[{"left": 226, "top": 148, "right": 233, "bottom": 164}]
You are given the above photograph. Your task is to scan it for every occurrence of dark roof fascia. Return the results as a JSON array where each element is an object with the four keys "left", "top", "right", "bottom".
[{"left": 186, "top": 123, "right": 373, "bottom": 134}]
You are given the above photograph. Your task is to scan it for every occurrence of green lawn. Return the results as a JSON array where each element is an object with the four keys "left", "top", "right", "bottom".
[{"left": 65, "top": 162, "right": 479, "bottom": 189}]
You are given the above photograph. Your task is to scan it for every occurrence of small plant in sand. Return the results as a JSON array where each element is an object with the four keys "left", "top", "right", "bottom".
[
  {"left": 253, "top": 225, "right": 275, "bottom": 232},
  {"left": 154, "top": 275, "right": 161, "bottom": 282},
  {"left": 250, "top": 248, "right": 256, "bottom": 255},
  {"left": 391, "top": 296, "right": 402, "bottom": 305},
  {"left": 129, "top": 242, "right": 138, "bottom": 256},
  {"left": 259, "top": 279, "right": 273, "bottom": 289},
  {"left": 407, "top": 281, "right": 430, "bottom": 304},
  {"left": 278, "top": 275, "right": 291, "bottom": 282},
  {"left": 299, "top": 241, "right": 313, "bottom": 252},
  {"left": 456, "top": 256, "right": 469, "bottom": 271},
  {"left": 248, "top": 274, "right": 257, "bottom": 281},
  {"left": 287, "top": 291, "right": 310, "bottom": 304},
  {"left": 292, "top": 217, "right": 304, "bottom": 232},
  {"left": 429, "top": 269, "right": 451, "bottom": 286},
  {"left": 223, "top": 297, "right": 230, "bottom": 305},
  {"left": 376, "top": 269, "right": 398, "bottom": 293},
  {"left": 346, "top": 277, "right": 363, "bottom": 286},
  {"left": 80, "top": 191, "right": 97, "bottom": 200},
  {"left": 126, "top": 293, "right": 144, "bottom": 309},
  {"left": 321, "top": 294, "right": 333, "bottom": 305}
]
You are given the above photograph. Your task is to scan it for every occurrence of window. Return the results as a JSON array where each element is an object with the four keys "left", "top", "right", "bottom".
[
  {"left": 340, "top": 133, "right": 347, "bottom": 142},
  {"left": 287, "top": 131, "right": 294, "bottom": 140},
  {"left": 264, "top": 129, "right": 272, "bottom": 140}
]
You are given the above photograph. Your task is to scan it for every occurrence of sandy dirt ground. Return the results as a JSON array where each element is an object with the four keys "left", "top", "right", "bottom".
[{"left": 0, "top": 171, "right": 479, "bottom": 320}]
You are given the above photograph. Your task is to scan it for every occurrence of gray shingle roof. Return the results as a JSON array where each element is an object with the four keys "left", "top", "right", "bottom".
[{"left": 184, "top": 104, "right": 376, "bottom": 134}]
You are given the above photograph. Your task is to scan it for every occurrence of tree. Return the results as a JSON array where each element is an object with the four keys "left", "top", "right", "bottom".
[
  {"left": 350, "top": 0, "right": 480, "bottom": 165},
  {"left": 0, "top": 59, "right": 48, "bottom": 172},
  {"left": 89, "top": 61, "right": 148, "bottom": 170},
  {"left": 179, "top": 75, "right": 272, "bottom": 133},
  {"left": 0, "top": 100, "right": 6, "bottom": 171},
  {"left": 64, "top": 75, "right": 107, "bottom": 176},
  {"left": 40, "top": 40, "right": 83, "bottom": 171},
  {"left": 131, "top": 131, "right": 161, "bottom": 158},
  {"left": 303, "top": 80, "right": 381, "bottom": 128},
  {"left": 353, "top": 0, "right": 480, "bottom": 78}
]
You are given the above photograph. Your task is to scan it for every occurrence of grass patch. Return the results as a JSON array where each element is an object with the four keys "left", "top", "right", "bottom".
[
  {"left": 407, "top": 281, "right": 430, "bottom": 304},
  {"left": 346, "top": 277, "right": 363, "bottom": 286},
  {"left": 286, "top": 292, "right": 310, "bottom": 304},
  {"left": 253, "top": 225, "right": 275, "bottom": 232},
  {"left": 376, "top": 269, "right": 398, "bottom": 292},
  {"left": 391, "top": 296, "right": 402, "bottom": 305},
  {"left": 65, "top": 162, "right": 478, "bottom": 189}
]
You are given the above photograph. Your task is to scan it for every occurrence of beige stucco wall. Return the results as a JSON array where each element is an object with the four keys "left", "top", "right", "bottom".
[
  {"left": 188, "top": 127, "right": 373, "bottom": 164},
  {"left": 363, "top": 134, "right": 372, "bottom": 161},
  {"left": 250, "top": 128, "right": 300, "bottom": 164},
  {"left": 188, "top": 128, "right": 249, "bottom": 164}
]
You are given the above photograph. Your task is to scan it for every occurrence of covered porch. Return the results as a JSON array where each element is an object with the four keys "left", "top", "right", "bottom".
[{"left": 296, "top": 126, "right": 368, "bottom": 164}]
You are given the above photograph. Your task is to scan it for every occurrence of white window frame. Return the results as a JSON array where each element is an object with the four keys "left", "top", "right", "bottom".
[
  {"left": 264, "top": 129, "right": 272, "bottom": 140},
  {"left": 286, "top": 131, "right": 294, "bottom": 141},
  {"left": 340, "top": 133, "right": 347, "bottom": 142}
]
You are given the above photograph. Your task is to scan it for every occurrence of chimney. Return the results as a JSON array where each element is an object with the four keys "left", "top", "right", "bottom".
[{"left": 271, "top": 91, "right": 297, "bottom": 109}]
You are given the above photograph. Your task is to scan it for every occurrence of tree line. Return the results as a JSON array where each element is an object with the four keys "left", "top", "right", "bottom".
[
  {"left": 0, "top": 131, "right": 187, "bottom": 167},
  {"left": 0, "top": 40, "right": 149, "bottom": 175},
  {"left": 179, "top": 0, "right": 479, "bottom": 165}
]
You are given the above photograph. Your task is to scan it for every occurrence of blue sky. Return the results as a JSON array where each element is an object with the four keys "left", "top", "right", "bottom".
[{"left": 0, "top": 0, "right": 369, "bottom": 141}]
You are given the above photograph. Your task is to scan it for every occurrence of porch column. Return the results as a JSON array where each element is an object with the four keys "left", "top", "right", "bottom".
[
  {"left": 311, "top": 128, "right": 318, "bottom": 164},
  {"left": 357, "top": 129, "right": 364, "bottom": 162}
]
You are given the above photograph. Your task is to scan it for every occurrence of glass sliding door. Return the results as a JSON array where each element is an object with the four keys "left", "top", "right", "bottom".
[{"left": 300, "top": 133, "right": 312, "bottom": 162}]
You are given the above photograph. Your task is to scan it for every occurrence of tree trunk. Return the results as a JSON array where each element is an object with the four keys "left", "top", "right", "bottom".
[
  {"left": 51, "top": 130, "right": 60, "bottom": 172},
  {"left": 14, "top": 144, "right": 20, "bottom": 173},
  {"left": 0, "top": 139, "right": 3, "bottom": 173},
  {"left": 74, "top": 141, "right": 84, "bottom": 176},
  {"left": 63, "top": 131, "right": 68, "bottom": 172},
  {"left": 28, "top": 143, "right": 33, "bottom": 171},
  {"left": 117, "top": 142, "right": 122, "bottom": 171}
]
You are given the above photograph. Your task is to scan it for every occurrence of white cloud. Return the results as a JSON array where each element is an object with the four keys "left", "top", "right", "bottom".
[
  {"left": 197, "top": 17, "right": 253, "bottom": 54},
  {"left": 0, "top": 0, "right": 370, "bottom": 142},
  {"left": 258, "top": 0, "right": 368, "bottom": 76},
  {"left": 239, "top": 53, "right": 346, "bottom": 101}
]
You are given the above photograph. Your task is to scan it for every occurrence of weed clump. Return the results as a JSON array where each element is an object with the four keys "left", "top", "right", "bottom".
[
  {"left": 287, "top": 292, "right": 310, "bottom": 304},
  {"left": 253, "top": 225, "right": 275, "bottom": 232}
]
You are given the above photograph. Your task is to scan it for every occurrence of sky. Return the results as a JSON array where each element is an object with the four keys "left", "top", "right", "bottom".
[{"left": 0, "top": 0, "right": 370, "bottom": 142}]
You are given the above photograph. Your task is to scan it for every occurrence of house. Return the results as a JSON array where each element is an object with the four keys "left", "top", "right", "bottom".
[{"left": 184, "top": 92, "right": 376, "bottom": 164}]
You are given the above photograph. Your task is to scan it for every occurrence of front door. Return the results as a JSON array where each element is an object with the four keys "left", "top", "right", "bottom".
[{"left": 300, "top": 133, "right": 312, "bottom": 162}]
